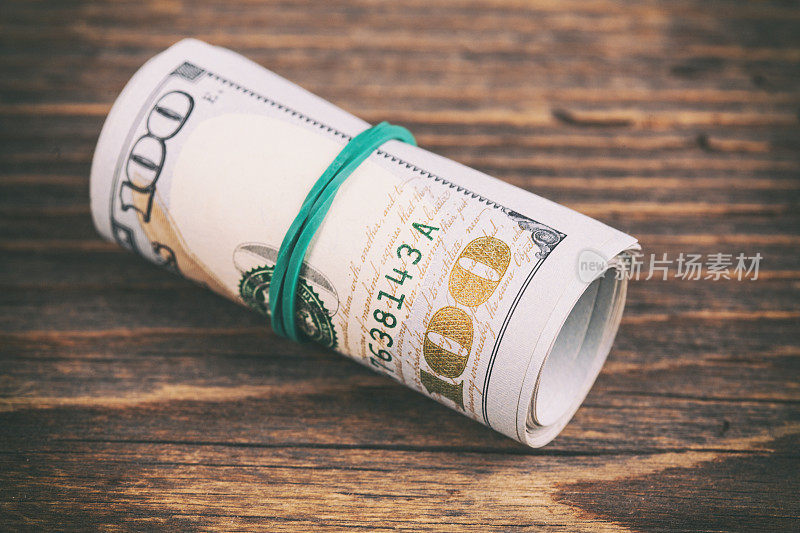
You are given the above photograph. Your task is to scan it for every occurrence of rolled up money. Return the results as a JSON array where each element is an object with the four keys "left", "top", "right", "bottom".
[{"left": 91, "top": 39, "right": 639, "bottom": 447}]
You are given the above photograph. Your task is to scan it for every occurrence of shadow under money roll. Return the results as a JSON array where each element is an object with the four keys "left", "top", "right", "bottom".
[{"left": 90, "top": 39, "right": 639, "bottom": 448}]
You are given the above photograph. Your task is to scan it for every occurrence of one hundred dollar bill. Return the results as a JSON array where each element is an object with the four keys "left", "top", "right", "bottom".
[{"left": 90, "top": 39, "right": 639, "bottom": 447}]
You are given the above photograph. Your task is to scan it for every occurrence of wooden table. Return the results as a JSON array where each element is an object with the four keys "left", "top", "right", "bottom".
[{"left": 1, "top": 1, "right": 798, "bottom": 530}]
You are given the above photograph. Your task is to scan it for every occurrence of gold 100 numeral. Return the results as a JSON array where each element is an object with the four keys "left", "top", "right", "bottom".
[{"left": 420, "top": 236, "right": 511, "bottom": 407}]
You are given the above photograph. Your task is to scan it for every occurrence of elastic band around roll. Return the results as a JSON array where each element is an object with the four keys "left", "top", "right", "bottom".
[{"left": 268, "top": 121, "right": 416, "bottom": 342}]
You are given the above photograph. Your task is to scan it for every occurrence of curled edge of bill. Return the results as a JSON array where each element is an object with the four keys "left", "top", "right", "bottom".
[{"left": 522, "top": 247, "right": 639, "bottom": 447}]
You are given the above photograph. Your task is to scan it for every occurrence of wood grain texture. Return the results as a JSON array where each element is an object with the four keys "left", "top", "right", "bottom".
[{"left": 1, "top": 0, "right": 798, "bottom": 530}]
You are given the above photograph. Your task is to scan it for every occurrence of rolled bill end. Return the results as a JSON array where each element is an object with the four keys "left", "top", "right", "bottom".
[
  {"left": 482, "top": 242, "right": 637, "bottom": 447},
  {"left": 526, "top": 254, "right": 631, "bottom": 446}
]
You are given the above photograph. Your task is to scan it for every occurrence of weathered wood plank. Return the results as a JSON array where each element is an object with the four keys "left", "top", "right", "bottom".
[
  {"left": 1, "top": 0, "right": 798, "bottom": 529},
  {"left": 0, "top": 437, "right": 797, "bottom": 531}
]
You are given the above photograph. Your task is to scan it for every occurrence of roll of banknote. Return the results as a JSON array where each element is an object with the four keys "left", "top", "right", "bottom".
[{"left": 90, "top": 39, "right": 639, "bottom": 447}]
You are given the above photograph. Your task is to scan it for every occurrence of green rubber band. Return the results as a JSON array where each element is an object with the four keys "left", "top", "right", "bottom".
[{"left": 269, "top": 121, "right": 416, "bottom": 342}]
